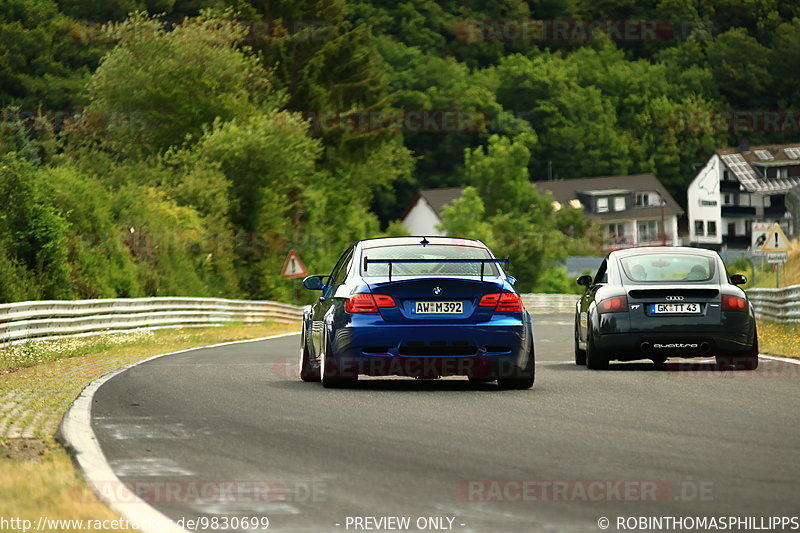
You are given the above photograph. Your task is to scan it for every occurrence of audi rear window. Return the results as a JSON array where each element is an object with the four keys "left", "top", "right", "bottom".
[
  {"left": 621, "top": 254, "right": 715, "bottom": 282},
  {"left": 360, "top": 244, "right": 500, "bottom": 277}
]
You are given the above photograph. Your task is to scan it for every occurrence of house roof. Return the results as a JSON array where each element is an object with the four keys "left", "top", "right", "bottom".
[
  {"left": 401, "top": 187, "right": 464, "bottom": 219},
  {"left": 534, "top": 173, "right": 684, "bottom": 216},
  {"left": 402, "top": 174, "right": 684, "bottom": 223},
  {"left": 716, "top": 143, "right": 800, "bottom": 193}
]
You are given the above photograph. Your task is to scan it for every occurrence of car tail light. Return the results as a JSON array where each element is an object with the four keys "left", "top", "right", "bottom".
[
  {"left": 479, "top": 293, "right": 501, "bottom": 307},
  {"left": 497, "top": 292, "right": 523, "bottom": 312},
  {"left": 722, "top": 295, "right": 747, "bottom": 312},
  {"left": 479, "top": 292, "right": 523, "bottom": 312},
  {"left": 597, "top": 296, "right": 629, "bottom": 314},
  {"left": 345, "top": 293, "right": 396, "bottom": 313}
]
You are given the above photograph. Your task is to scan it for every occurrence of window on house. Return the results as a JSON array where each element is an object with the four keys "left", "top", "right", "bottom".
[
  {"left": 695, "top": 220, "right": 705, "bottom": 236},
  {"left": 607, "top": 223, "right": 626, "bottom": 242},
  {"left": 723, "top": 194, "right": 732, "bottom": 205},
  {"left": 635, "top": 193, "right": 649, "bottom": 207},
  {"left": 596, "top": 197, "right": 608, "bottom": 213},
  {"left": 607, "top": 224, "right": 618, "bottom": 237},
  {"left": 707, "top": 221, "right": 717, "bottom": 236},
  {"left": 638, "top": 221, "right": 659, "bottom": 243},
  {"left": 777, "top": 167, "right": 789, "bottom": 179},
  {"left": 613, "top": 196, "right": 625, "bottom": 211}
]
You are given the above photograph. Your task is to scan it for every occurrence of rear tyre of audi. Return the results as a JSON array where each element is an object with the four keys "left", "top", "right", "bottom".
[
  {"left": 585, "top": 328, "right": 609, "bottom": 370},
  {"left": 574, "top": 325, "right": 586, "bottom": 366}
]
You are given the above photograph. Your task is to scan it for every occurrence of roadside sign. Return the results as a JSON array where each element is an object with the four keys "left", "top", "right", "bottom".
[
  {"left": 760, "top": 223, "right": 790, "bottom": 253},
  {"left": 281, "top": 250, "right": 308, "bottom": 278},
  {"left": 751, "top": 222, "right": 773, "bottom": 253},
  {"left": 766, "top": 252, "right": 788, "bottom": 264}
]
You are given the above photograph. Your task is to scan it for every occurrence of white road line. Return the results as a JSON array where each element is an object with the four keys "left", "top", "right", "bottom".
[
  {"left": 760, "top": 354, "right": 800, "bottom": 365},
  {"left": 58, "top": 331, "right": 300, "bottom": 533}
]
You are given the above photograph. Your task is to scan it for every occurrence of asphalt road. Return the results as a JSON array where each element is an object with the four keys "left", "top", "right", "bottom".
[{"left": 92, "top": 316, "right": 800, "bottom": 533}]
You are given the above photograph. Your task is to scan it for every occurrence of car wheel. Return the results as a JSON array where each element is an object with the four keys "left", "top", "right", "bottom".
[
  {"left": 735, "top": 329, "right": 759, "bottom": 371},
  {"left": 299, "top": 328, "right": 320, "bottom": 382},
  {"left": 321, "top": 333, "right": 357, "bottom": 388},
  {"left": 585, "top": 328, "right": 609, "bottom": 370},
  {"left": 497, "top": 345, "right": 535, "bottom": 390},
  {"left": 574, "top": 325, "right": 586, "bottom": 366},
  {"left": 717, "top": 330, "right": 759, "bottom": 371}
]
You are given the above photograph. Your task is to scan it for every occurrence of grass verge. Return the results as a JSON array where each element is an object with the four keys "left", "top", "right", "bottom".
[
  {"left": 757, "top": 321, "right": 800, "bottom": 358},
  {"left": 0, "top": 322, "right": 299, "bottom": 531}
]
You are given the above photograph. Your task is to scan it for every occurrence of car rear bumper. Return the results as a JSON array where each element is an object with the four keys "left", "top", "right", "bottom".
[
  {"left": 329, "top": 321, "right": 531, "bottom": 378},
  {"left": 594, "top": 331, "right": 756, "bottom": 360}
]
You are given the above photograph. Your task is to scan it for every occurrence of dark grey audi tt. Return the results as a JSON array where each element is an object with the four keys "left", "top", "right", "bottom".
[{"left": 574, "top": 247, "right": 758, "bottom": 370}]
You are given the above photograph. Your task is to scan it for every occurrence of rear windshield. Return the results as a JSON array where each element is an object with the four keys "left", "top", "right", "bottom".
[
  {"left": 360, "top": 244, "right": 500, "bottom": 277},
  {"left": 620, "top": 254, "right": 716, "bottom": 282}
]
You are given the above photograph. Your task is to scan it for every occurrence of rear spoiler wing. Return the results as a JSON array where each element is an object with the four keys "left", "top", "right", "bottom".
[{"left": 362, "top": 257, "right": 510, "bottom": 282}]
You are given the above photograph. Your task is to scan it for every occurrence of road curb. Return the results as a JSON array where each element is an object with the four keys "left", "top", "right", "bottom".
[
  {"left": 57, "top": 331, "right": 300, "bottom": 533},
  {"left": 759, "top": 354, "right": 800, "bottom": 365}
]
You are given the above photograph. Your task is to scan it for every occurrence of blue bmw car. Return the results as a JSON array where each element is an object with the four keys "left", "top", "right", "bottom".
[{"left": 299, "top": 237, "right": 535, "bottom": 389}]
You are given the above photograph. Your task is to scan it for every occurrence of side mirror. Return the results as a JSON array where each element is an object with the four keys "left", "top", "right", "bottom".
[
  {"left": 303, "top": 275, "right": 328, "bottom": 290},
  {"left": 730, "top": 274, "right": 747, "bottom": 286},
  {"left": 576, "top": 275, "right": 593, "bottom": 287},
  {"left": 507, "top": 275, "right": 517, "bottom": 286}
]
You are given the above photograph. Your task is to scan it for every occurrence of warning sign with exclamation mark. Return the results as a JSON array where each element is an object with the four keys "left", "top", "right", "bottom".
[
  {"left": 281, "top": 250, "right": 308, "bottom": 278},
  {"left": 760, "top": 223, "right": 789, "bottom": 253}
]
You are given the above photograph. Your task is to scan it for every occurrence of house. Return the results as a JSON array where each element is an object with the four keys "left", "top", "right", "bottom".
[
  {"left": 786, "top": 185, "right": 800, "bottom": 239},
  {"left": 400, "top": 174, "right": 684, "bottom": 250},
  {"left": 533, "top": 174, "right": 683, "bottom": 250},
  {"left": 399, "top": 187, "right": 464, "bottom": 236},
  {"left": 687, "top": 143, "right": 800, "bottom": 249}
]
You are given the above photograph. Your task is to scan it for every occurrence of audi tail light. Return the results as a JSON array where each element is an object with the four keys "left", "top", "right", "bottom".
[
  {"left": 721, "top": 295, "right": 747, "bottom": 313},
  {"left": 597, "top": 295, "right": 629, "bottom": 314}
]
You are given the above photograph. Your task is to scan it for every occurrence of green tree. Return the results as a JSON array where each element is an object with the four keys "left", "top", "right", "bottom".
[
  {"left": 773, "top": 18, "right": 800, "bottom": 105},
  {"left": 0, "top": 153, "right": 72, "bottom": 300},
  {"left": 84, "top": 11, "right": 276, "bottom": 157},
  {"left": 706, "top": 27, "right": 774, "bottom": 107},
  {"left": 0, "top": 0, "right": 103, "bottom": 110},
  {"left": 440, "top": 135, "right": 595, "bottom": 292}
]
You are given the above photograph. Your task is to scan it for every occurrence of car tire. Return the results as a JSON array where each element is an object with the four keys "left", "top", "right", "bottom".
[
  {"left": 735, "top": 329, "right": 759, "bottom": 371},
  {"left": 299, "top": 328, "right": 320, "bottom": 382},
  {"left": 574, "top": 325, "right": 586, "bottom": 366},
  {"left": 717, "top": 329, "right": 759, "bottom": 371},
  {"left": 497, "top": 345, "right": 535, "bottom": 390},
  {"left": 321, "top": 333, "right": 357, "bottom": 388},
  {"left": 586, "top": 328, "right": 609, "bottom": 370}
]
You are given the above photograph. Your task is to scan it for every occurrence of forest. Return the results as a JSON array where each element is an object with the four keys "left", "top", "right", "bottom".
[{"left": 1, "top": 0, "right": 799, "bottom": 301}]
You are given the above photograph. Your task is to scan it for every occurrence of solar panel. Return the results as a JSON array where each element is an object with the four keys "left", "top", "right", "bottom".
[
  {"left": 784, "top": 147, "right": 800, "bottom": 159},
  {"left": 754, "top": 149, "right": 774, "bottom": 161},
  {"left": 721, "top": 154, "right": 760, "bottom": 191}
]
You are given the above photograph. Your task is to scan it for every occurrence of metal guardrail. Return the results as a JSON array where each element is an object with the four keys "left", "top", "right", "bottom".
[
  {"left": 521, "top": 294, "right": 578, "bottom": 314},
  {"left": 0, "top": 297, "right": 304, "bottom": 345},
  {"left": 520, "top": 288, "right": 800, "bottom": 323},
  {"left": 746, "top": 285, "right": 800, "bottom": 323},
  {"left": 0, "top": 292, "right": 649, "bottom": 345}
]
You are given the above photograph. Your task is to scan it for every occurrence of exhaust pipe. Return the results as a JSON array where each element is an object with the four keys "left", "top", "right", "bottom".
[
  {"left": 640, "top": 342, "right": 651, "bottom": 353},
  {"left": 699, "top": 342, "right": 711, "bottom": 354}
]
